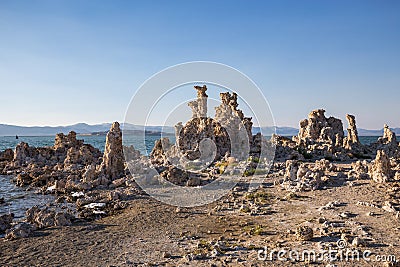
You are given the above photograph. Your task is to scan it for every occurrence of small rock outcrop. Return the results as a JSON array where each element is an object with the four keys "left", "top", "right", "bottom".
[
  {"left": 270, "top": 135, "right": 299, "bottom": 161},
  {"left": 369, "top": 150, "right": 393, "bottom": 183},
  {"left": 13, "top": 142, "right": 38, "bottom": 167},
  {"left": 150, "top": 137, "right": 175, "bottom": 166},
  {"left": 284, "top": 160, "right": 299, "bottom": 181},
  {"left": 281, "top": 160, "right": 323, "bottom": 192},
  {"left": 369, "top": 124, "right": 399, "bottom": 157},
  {"left": 382, "top": 124, "right": 397, "bottom": 145},
  {"left": 0, "top": 148, "right": 14, "bottom": 170},
  {"left": 0, "top": 213, "right": 14, "bottom": 233},
  {"left": 0, "top": 148, "right": 14, "bottom": 162},
  {"left": 348, "top": 160, "right": 370, "bottom": 180},
  {"left": 5, "top": 222, "right": 36, "bottom": 240},
  {"left": 281, "top": 109, "right": 378, "bottom": 160},
  {"left": 26, "top": 206, "right": 73, "bottom": 228},
  {"left": 160, "top": 165, "right": 189, "bottom": 186},
  {"left": 295, "top": 225, "right": 314, "bottom": 241}
]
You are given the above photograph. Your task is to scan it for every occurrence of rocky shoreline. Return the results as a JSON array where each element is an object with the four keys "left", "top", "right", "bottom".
[
  {"left": 1, "top": 86, "right": 400, "bottom": 266},
  {"left": 0, "top": 122, "right": 144, "bottom": 240}
]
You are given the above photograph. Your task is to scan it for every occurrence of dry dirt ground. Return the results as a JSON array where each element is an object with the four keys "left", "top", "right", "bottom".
[{"left": 1, "top": 165, "right": 400, "bottom": 267}]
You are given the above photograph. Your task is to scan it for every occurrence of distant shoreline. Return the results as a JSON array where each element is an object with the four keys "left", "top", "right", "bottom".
[{"left": 0, "top": 132, "right": 176, "bottom": 137}]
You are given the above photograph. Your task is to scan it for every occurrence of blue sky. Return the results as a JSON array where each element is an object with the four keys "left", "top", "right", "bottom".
[{"left": 0, "top": 0, "right": 399, "bottom": 129}]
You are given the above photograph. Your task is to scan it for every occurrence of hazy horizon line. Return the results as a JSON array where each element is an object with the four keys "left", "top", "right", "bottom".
[{"left": 0, "top": 121, "right": 398, "bottom": 131}]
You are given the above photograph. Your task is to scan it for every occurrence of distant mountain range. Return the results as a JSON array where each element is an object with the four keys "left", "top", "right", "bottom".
[
  {"left": 0, "top": 123, "right": 398, "bottom": 137},
  {"left": 0, "top": 123, "right": 175, "bottom": 136}
]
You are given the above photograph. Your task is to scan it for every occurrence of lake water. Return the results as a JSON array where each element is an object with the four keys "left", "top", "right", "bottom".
[
  {"left": 358, "top": 136, "right": 380, "bottom": 145},
  {"left": 0, "top": 175, "right": 54, "bottom": 219},
  {"left": 0, "top": 134, "right": 176, "bottom": 155}
]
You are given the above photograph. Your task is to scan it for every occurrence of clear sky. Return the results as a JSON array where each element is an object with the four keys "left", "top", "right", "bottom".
[{"left": 0, "top": 0, "right": 399, "bottom": 129}]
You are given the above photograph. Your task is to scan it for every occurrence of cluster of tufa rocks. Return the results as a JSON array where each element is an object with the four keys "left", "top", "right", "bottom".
[
  {"left": 274, "top": 108, "right": 400, "bottom": 163},
  {"left": 1, "top": 122, "right": 129, "bottom": 193},
  {"left": 273, "top": 109, "right": 400, "bottom": 191},
  {"left": 1, "top": 206, "right": 75, "bottom": 240},
  {"left": 150, "top": 85, "right": 271, "bottom": 186},
  {"left": 148, "top": 87, "right": 400, "bottom": 192},
  {"left": 26, "top": 206, "right": 73, "bottom": 228},
  {"left": 0, "top": 122, "right": 145, "bottom": 239},
  {"left": 177, "top": 86, "right": 253, "bottom": 162},
  {"left": 294, "top": 109, "right": 345, "bottom": 147},
  {"left": 290, "top": 109, "right": 370, "bottom": 160}
]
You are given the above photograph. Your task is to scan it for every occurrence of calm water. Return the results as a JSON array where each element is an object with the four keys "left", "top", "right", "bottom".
[
  {"left": 0, "top": 134, "right": 176, "bottom": 155},
  {"left": 0, "top": 175, "right": 54, "bottom": 219},
  {"left": 359, "top": 136, "right": 380, "bottom": 145}
]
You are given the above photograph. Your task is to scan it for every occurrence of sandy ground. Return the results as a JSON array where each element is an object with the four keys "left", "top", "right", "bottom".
[{"left": 1, "top": 167, "right": 400, "bottom": 267}]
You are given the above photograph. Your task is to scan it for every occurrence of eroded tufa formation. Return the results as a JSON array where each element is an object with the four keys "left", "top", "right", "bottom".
[
  {"left": 343, "top": 114, "right": 361, "bottom": 150},
  {"left": 370, "top": 124, "right": 400, "bottom": 157},
  {"left": 382, "top": 124, "right": 397, "bottom": 144},
  {"left": 286, "top": 109, "right": 348, "bottom": 160},
  {"left": 148, "top": 85, "right": 266, "bottom": 187},
  {"left": 170, "top": 85, "right": 254, "bottom": 163},
  {"left": 54, "top": 131, "right": 82, "bottom": 150},
  {"left": 281, "top": 160, "right": 323, "bottom": 192},
  {"left": 369, "top": 150, "right": 393, "bottom": 183},
  {"left": 294, "top": 109, "right": 344, "bottom": 147},
  {"left": 97, "top": 122, "right": 125, "bottom": 180},
  {"left": 1, "top": 122, "right": 130, "bottom": 192},
  {"left": 188, "top": 85, "right": 208, "bottom": 118}
]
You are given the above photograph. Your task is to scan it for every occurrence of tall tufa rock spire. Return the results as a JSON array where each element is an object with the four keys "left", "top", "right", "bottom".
[
  {"left": 188, "top": 85, "right": 208, "bottom": 118},
  {"left": 98, "top": 122, "right": 125, "bottom": 180},
  {"left": 343, "top": 114, "right": 360, "bottom": 150}
]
